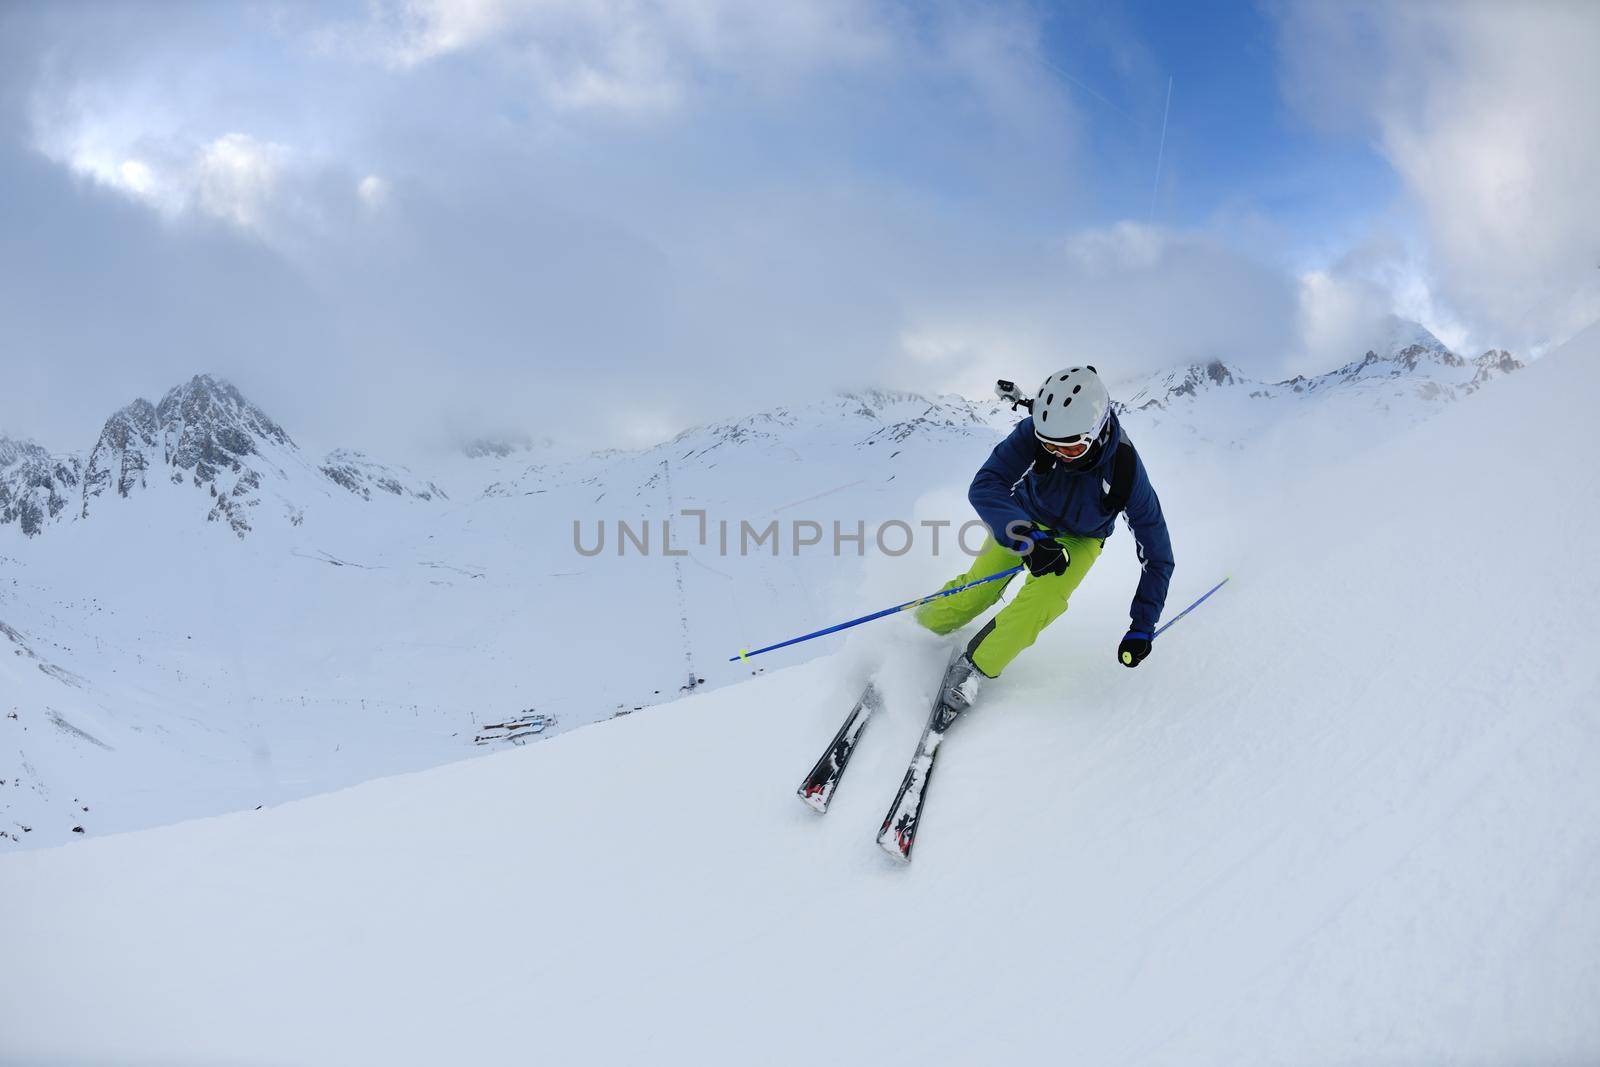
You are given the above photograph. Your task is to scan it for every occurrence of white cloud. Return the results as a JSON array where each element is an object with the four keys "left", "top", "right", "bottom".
[
  {"left": 896, "top": 221, "right": 1302, "bottom": 399},
  {"left": 318, "top": 0, "right": 896, "bottom": 114},
  {"left": 1296, "top": 269, "right": 1389, "bottom": 373},
  {"left": 115, "top": 158, "right": 157, "bottom": 197},
  {"left": 14, "top": 0, "right": 1368, "bottom": 454},
  {"left": 29, "top": 83, "right": 292, "bottom": 238},
  {"left": 1064, "top": 221, "right": 1166, "bottom": 273},
  {"left": 900, "top": 326, "right": 981, "bottom": 367},
  {"left": 29, "top": 82, "right": 354, "bottom": 245},
  {"left": 194, "top": 133, "right": 287, "bottom": 232},
  {"left": 357, "top": 174, "right": 390, "bottom": 211},
  {"left": 342, "top": 0, "right": 514, "bottom": 67},
  {"left": 1275, "top": 1, "right": 1600, "bottom": 351},
  {"left": 35, "top": 102, "right": 180, "bottom": 213},
  {"left": 64, "top": 146, "right": 170, "bottom": 207}
]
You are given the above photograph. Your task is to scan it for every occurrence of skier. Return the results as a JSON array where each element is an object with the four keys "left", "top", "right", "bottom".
[{"left": 914, "top": 365, "right": 1174, "bottom": 711}]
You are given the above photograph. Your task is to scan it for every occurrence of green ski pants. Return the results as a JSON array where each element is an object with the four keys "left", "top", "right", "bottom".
[{"left": 915, "top": 533, "right": 1103, "bottom": 678}]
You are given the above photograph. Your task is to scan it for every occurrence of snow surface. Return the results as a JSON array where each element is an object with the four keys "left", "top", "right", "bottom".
[{"left": 2, "top": 324, "right": 1596, "bottom": 1063}]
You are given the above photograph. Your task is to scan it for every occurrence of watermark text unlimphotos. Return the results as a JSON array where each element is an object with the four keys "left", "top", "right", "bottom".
[{"left": 572, "top": 509, "right": 1029, "bottom": 558}]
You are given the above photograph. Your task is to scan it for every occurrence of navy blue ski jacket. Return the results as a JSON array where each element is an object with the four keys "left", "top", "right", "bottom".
[{"left": 968, "top": 413, "right": 1175, "bottom": 634}]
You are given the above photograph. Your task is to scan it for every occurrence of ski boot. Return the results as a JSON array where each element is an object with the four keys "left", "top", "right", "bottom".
[{"left": 939, "top": 652, "right": 986, "bottom": 716}]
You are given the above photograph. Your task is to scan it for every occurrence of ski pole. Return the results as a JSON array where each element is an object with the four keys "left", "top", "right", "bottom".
[
  {"left": 1152, "top": 576, "right": 1229, "bottom": 639},
  {"left": 730, "top": 566, "right": 1024, "bottom": 662}
]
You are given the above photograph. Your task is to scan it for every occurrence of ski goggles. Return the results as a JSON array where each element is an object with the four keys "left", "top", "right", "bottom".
[
  {"left": 1039, "top": 435, "right": 1093, "bottom": 460},
  {"left": 1037, "top": 405, "right": 1110, "bottom": 462}
]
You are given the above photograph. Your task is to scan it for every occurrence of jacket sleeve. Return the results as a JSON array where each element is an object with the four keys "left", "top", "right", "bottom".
[
  {"left": 1123, "top": 451, "right": 1174, "bottom": 634},
  {"left": 968, "top": 420, "right": 1039, "bottom": 551}
]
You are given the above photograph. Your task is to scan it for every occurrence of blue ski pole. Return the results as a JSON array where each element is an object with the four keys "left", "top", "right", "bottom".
[
  {"left": 730, "top": 566, "right": 1024, "bottom": 663},
  {"left": 1152, "top": 576, "right": 1229, "bottom": 639}
]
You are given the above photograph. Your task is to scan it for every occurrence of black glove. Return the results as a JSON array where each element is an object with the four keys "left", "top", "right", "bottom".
[
  {"left": 1118, "top": 631, "right": 1152, "bottom": 668},
  {"left": 1023, "top": 533, "right": 1069, "bottom": 578}
]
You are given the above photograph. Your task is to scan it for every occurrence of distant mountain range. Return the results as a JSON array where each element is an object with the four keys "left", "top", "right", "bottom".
[
  {"left": 0, "top": 319, "right": 1524, "bottom": 540},
  {"left": 1122, "top": 321, "right": 1521, "bottom": 414},
  {"left": 478, "top": 317, "right": 1524, "bottom": 502}
]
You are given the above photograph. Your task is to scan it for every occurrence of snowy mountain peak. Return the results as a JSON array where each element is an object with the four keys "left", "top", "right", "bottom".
[
  {"left": 1121, "top": 359, "right": 1248, "bottom": 412},
  {"left": 81, "top": 398, "right": 160, "bottom": 514},
  {"left": 321, "top": 449, "right": 448, "bottom": 502},
  {"left": 1124, "top": 319, "right": 1522, "bottom": 418},
  {"left": 460, "top": 432, "right": 551, "bottom": 459},
  {"left": 153, "top": 374, "right": 294, "bottom": 482},
  {"left": 1471, "top": 348, "right": 1525, "bottom": 383},
  {"left": 101, "top": 398, "right": 160, "bottom": 446},
  {"left": 1354, "top": 342, "right": 1461, "bottom": 376},
  {"left": 1333, "top": 318, "right": 1473, "bottom": 381},
  {"left": 77, "top": 374, "right": 297, "bottom": 537},
  {"left": 833, "top": 387, "right": 934, "bottom": 416},
  {"left": 0, "top": 373, "right": 451, "bottom": 540},
  {"left": 0, "top": 434, "right": 43, "bottom": 467},
  {"left": 0, "top": 435, "right": 83, "bottom": 537},
  {"left": 676, "top": 388, "right": 1003, "bottom": 448},
  {"left": 1375, "top": 315, "right": 1452, "bottom": 360}
]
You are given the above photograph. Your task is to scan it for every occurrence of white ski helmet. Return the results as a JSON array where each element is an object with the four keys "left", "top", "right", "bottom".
[{"left": 1032, "top": 365, "right": 1111, "bottom": 445}]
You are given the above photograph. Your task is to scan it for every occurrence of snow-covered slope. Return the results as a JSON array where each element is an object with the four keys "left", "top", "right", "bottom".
[{"left": 2, "top": 323, "right": 1594, "bottom": 1064}]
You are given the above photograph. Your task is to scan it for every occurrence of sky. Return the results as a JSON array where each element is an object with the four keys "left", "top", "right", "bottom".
[{"left": 1, "top": 0, "right": 1596, "bottom": 457}]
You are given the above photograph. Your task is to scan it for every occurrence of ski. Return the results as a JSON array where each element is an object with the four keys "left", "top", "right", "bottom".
[
  {"left": 797, "top": 682, "right": 882, "bottom": 813},
  {"left": 876, "top": 671, "right": 966, "bottom": 863}
]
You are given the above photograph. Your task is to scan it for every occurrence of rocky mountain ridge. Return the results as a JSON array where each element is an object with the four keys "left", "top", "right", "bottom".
[
  {"left": 0, "top": 437, "right": 83, "bottom": 537},
  {"left": 3, "top": 374, "right": 444, "bottom": 538},
  {"left": 320, "top": 449, "right": 447, "bottom": 503},
  {"left": 1123, "top": 320, "right": 1523, "bottom": 414}
]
